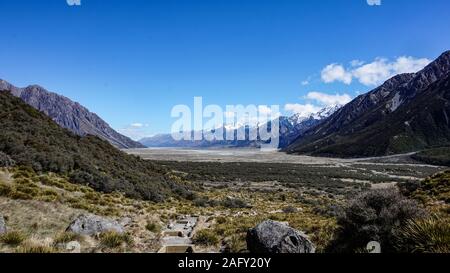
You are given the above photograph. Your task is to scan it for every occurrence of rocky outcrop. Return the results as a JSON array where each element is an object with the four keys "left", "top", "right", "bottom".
[
  {"left": 0, "top": 80, "right": 145, "bottom": 149},
  {"left": 0, "top": 215, "right": 7, "bottom": 234},
  {"left": 246, "top": 220, "right": 315, "bottom": 253},
  {"left": 66, "top": 214, "right": 124, "bottom": 236}
]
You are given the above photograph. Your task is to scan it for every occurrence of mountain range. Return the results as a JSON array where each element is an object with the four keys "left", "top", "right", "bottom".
[
  {"left": 0, "top": 80, "right": 144, "bottom": 149},
  {"left": 286, "top": 50, "right": 450, "bottom": 157},
  {"left": 2, "top": 50, "right": 449, "bottom": 158},
  {"left": 138, "top": 104, "right": 342, "bottom": 149}
]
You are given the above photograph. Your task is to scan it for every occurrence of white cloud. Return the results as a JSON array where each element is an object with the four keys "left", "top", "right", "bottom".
[
  {"left": 321, "top": 64, "right": 353, "bottom": 85},
  {"left": 285, "top": 91, "right": 353, "bottom": 117},
  {"left": 301, "top": 80, "right": 310, "bottom": 86},
  {"left": 285, "top": 103, "right": 321, "bottom": 118},
  {"left": 367, "top": 0, "right": 381, "bottom": 6},
  {"left": 321, "top": 56, "right": 431, "bottom": 86},
  {"left": 118, "top": 123, "right": 150, "bottom": 140},
  {"left": 392, "top": 56, "right": 431, "bottom": 74},
  {"left": 350, "top": 60, "right": 365, "bottom": 67},
  {"left": 130, "top": 123, "right": 144, "bottom": 128},
  {"left": 352, "top": 58, "right": 392, "bottom": 86},
  {"left": 306, "top": 92, "right": 352, "bottom": 106}
]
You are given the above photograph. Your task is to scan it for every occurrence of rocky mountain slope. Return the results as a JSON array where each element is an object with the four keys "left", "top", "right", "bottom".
[
  {"left": 0, "top": 91, "right": 189, "bottom": 201},
  {"left": 0, "top": 80, "right": 144, "bottom": 149},
  {"left": 139, "top": 105, "right": 342, "bottom": 149},
  {"left": 286, "top": 50, "right": 450, "bottom": 157}
]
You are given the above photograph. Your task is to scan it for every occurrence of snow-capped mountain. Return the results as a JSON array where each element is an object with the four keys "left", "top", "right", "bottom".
[{"left": 139, "top": 104, "right": 343, "bottom": 149}]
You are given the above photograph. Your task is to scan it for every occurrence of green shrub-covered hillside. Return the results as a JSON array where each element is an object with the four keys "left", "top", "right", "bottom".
[
  {"left": 412, "top": 147, "right": 450, "bottom": 167},
  {"left": 0, "top": 91, "right": 191, "bottom": 201}
]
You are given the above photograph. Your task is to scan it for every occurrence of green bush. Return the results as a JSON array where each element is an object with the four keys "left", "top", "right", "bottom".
[
  {"left": 193, "top": 229, "right": 219, "bottom": 246},
  {"left": 327, "top": 189, "right": 426, "bottom": 253},
  {"left": 145, "top": 221, "right": 161, "bottom": 233},
  {"left": 221, "top": 198, "right": 250, "bottom": 209}
]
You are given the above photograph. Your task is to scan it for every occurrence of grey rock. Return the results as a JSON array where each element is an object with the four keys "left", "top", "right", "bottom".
[
  {"left": 0, "top": 215, "right": 7, "bottom": 234},
  {"left": 119, "top": 217, "right": 133, "bottom": 227},
  {"left": 246, "top": 220, "right": 315, "bottom": 253},
  {"left": 66, "top": 214, "right": 124, "bottom": 236}
]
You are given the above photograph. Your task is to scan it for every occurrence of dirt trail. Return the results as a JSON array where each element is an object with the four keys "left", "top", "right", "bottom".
[{"left": 157, "top": 216, "right": 199, "bottom": 253}]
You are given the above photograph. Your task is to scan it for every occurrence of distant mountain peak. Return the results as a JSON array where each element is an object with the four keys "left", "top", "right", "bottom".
[{"left": 288, "top": 104, "right": 342, "bottom": 125}]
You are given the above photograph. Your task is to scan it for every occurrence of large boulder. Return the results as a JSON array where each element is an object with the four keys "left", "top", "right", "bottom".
[
  {"left": 0, "top": 215, "right": 6, "bottom": 234},
  {"left": 246, "top": 220, "right": 315, "bottom": 253},
  {"left": 66, "top": 214, "right": 124, "bottom": 236}
]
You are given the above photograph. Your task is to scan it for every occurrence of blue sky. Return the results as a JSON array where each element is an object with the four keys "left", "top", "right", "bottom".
[{"left": 1, "top": 0, "right": 449, "bottom": 139}]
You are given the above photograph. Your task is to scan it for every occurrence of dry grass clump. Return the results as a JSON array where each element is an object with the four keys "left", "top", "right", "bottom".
[
  {"left": 15, "top": 237, "right": 56, "bottom": 253},
  {"left": 54, "top": 232, "right": 83, "bottom": 245},
  {"left": 0, "top": 231, "right": 27, "bottom": 246},
  {"left": 99, "top": 231, "right": 134, "bottom": 249}
]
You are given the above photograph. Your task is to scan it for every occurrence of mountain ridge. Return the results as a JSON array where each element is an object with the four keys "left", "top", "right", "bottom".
[
  {"left": 0, "top": 91, "right": 189, "bottom": 201},
  {"left": 286, "top": 50, "right": 450, "bottom": 157},
  {"left": 0, "top": 79, "right": 145, "bottom": 149},
  {"left": 139, "top": 104, "right": 342, "bottom": 148}
]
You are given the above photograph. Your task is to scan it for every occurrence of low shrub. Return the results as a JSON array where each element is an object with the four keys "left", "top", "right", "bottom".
[
  {"left": 193, "top": 229, "right": 219, "bottom": 246},
  {"left": 221, "top": 198, "right": 250, "bottom": 209},
  {"left": 327, "top": 188, "right": 426, "bottom": 253},
  {"left": 145, "top": 221, "right": 161, "bottom": 233},
  {"left": 282, "top": 206, "right": 298, "bottom": 213}
]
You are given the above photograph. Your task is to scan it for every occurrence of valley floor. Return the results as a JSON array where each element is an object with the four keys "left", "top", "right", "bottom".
[
  {"left": 125, "top": 148, "right": 431, "bottom": 166},
  {"left": 1, "top": 149, "right": 448, "bottom": 253}
]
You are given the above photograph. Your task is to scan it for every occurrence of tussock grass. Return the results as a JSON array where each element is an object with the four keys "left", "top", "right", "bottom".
[
  {"left": 1, "top": 231, "right": 27, "bottom": 246},
  {"left": 99, "top": 231, "right": 134, "bottom": 249},
  {"left": 395, "top": 215, "right": 450, "bottom": 253},
  {"left": 54, "top": 232, "right": 83, "bottom": 245},
  {"left": 16, "top": 238, "right": 56, "bottom": 253}
]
